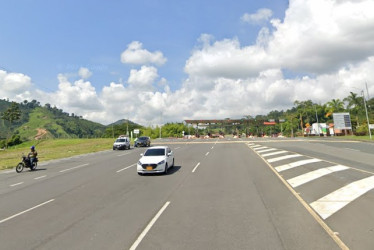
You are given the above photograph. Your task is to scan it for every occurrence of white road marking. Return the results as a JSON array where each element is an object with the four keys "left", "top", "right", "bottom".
[
  {"left": 310, "top": 175, "right": 374, "bottom": 219},
  {"left": 253, "top": 146, "right": 268, "bottom": 151},
  {"left": 288, "top": 165, "right": 349, "bottom": 188},
  {"left": 192, "top": 162, "right": 200, "bottom": 173},
  {"left": 59, "top": 163, "right": 89, "bottom": 173},
  {"left": 211, "top": 146, "right": 214, "bottom": 149},
  {"left": 275, "top": 158, "right": 322, "bottom": 172},
  {"left": 205, "top": 152, "right": 210, "bottom": 156},
  {"left": 261, "top": 150, "right": 287, "bottom": 157},
  {"left": 116, "top": 164, "right": 136, "bottom": 173},
  {"left": 256, "top": 148, "right": 277, "bottom": 153},
  {"left": 117, "top": 152, "right": 131, "bottom": 157},
  {"left": 34, "top": 175, "right": 47, "bottom": 180},
  {"left": 0, "top": 199, "right": 55, "bottom": 224},
  {"left": 250, "top": 145, "right": 263, "bottom": 148},
  {"left": 129, "top": 201, "right": 171, "bottom": 250},
  {"left": 175, "top": 147, "right": 181, "bottom": 150},
  {"left": 267, "top": 154, "right": 301, "bottom": 163},
  {"left": 344, "top": 148, "right": 359, "bottom": 152},
  {"left": 0, "top": 170, "right": 13, "bottom": 175},
  {"left": 10, "top": 182, "right": 23, "bottom": 187}
]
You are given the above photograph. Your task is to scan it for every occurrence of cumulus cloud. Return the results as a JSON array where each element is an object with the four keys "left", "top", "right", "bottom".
[
  {"left": 0, "top": 70, "right": 33, "bottom": 101},
  {"left": 2, "top": 0, "right": 374, "bottom": 126},
  {"left": 241, "top": 8, "right": 273, "bottom": 24},
  {"left": 78, "top": 67, "right": 92, "bottom": 79},
  {"left": 121, "top": 41, "right": 167, "bottom": 66},
  {"left": 127, "top": 66, "right": 159, "bottom": 89}
]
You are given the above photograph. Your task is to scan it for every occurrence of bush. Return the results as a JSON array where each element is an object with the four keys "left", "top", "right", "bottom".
[
  {"left": 355, "top": 124, "right": 368, "bottom": 136},
  {"left": 7, "top": 134, "right": 23, "bottom": 147}
]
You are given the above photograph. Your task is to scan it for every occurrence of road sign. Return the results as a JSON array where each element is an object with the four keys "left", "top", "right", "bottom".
[
  {"left": 134, "top": 129, "right": 140, "bottom": 134},
  {"left": 333, "top": 113, "right": 352, "bottom": 130}
]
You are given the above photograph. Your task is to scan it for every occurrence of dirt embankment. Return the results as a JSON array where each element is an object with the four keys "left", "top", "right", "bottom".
[{"left": 35, "top": 128, "right": 48, "bottom": 140}]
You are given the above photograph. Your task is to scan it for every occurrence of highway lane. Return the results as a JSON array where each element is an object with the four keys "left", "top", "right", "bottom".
[
  {"left": 2, "top": 138, "right": 373, "bottom": 249},
  {"left": 0, "top": 143, "right": 214, "bottom": 250}
]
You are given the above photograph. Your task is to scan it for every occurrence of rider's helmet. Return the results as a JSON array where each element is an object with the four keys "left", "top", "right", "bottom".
[{"left": 31, "top": 146, "right": 35, "bottom": 150}]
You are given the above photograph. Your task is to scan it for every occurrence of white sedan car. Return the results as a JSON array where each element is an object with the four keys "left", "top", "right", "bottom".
[{"left": 137, "top": 146, "right": 174, "bottom": 175}]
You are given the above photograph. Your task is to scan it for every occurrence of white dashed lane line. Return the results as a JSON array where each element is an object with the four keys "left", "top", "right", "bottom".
[
  {"left": 10, "top": 182, "right": 23, "bottom": 187},
  {"left": 116, "top": 164, "right": 136, "bottom": 173},
  {"left": 0, "top": 199, "right": 55, "bottom": 224},
  {"left": 59, "top": 163, "right": 89, "bottom": 173}
]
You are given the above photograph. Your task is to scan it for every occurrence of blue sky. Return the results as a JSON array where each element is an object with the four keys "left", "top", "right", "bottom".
[
  {"left": 0, "top": 0, "right": 286, "bottom": 91},
  {"left": 1, "top": 0, "right": 374, "bottom": 125}
]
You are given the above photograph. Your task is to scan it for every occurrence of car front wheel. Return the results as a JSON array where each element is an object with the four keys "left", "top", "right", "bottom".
[{"left": 164, "top": 163, "right": 168, "bottom": 175}]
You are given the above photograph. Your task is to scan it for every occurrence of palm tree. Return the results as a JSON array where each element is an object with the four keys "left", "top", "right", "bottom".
[
  {"left": 344, "top": 92, "right": 363, "bottom": 127},
  {"left": 326, "top": 99, "right": 345, "bottom": 113}
]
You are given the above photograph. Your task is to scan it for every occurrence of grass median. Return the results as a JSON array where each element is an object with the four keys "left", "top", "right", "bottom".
[{"left": 0, "top": 138, "right": 114, "bottom": 171}]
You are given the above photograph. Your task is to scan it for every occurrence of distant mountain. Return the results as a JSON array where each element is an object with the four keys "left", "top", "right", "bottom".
[
  {"left": 0, "top": 99, "right": 107, "bottom": 140},
  {"left": 108, "top": 119, "right": 140, "bottom": 127}
]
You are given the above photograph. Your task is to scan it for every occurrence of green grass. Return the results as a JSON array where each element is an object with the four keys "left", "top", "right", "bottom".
[
  {"left": 334, "top": 135, "right": 374, "bottom": 141},
  {"left": 0, "top": 138, "right": 114, "bottom": 170}
]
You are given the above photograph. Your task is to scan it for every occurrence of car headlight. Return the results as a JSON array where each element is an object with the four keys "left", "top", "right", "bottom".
[{"left": 157, "top": 160, "right": 165, "bottom": 165}]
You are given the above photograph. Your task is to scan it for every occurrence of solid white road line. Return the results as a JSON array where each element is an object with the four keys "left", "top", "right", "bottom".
[
  {"left": 267, "top": 154, "right": 301, "bottom": 163},
  {"left": 10, "top": 182, "right": 23, "bottom": 187},
  {"left": 192, "top": 162, "right": 200, "bottom": 173},
  {"left": 261, "top": 151, "right": 287, "bottom": 157},
  {"left": 310, "top": 175, "right": 374, "bottom": 219},
  {"left": 59, "top": 163, "right": 89, "bottom": 173},
  {"left": 0, "top": 170, "right": 13, "bottom": 175},
  {"left": 288, "top": 165, "right": 349, "bottom": 188},
  {"left": 34, "top": 175, "right": 47, "bottom": 180},
  {"left": 116, "top": 164, "right": 136, "bottom": 173},
  {"left": 275, "top": 158, "right": 322, "bottom": 172},
  {"left": 0, "top": 199, "right": 55, "bottom": 224},
  {"left": 129, "top": 201, "right": 171, "bottom": 250}
]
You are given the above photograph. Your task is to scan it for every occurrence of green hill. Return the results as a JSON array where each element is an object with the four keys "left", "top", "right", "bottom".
[{"left": 0, "top": 99, "right": 106, "bottom": 141}]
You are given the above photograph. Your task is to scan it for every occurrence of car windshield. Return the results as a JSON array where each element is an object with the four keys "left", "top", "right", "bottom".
[
  {"left": 138, "top": 137, "right": 148, "bottom": 141},
  {"left": 116, "top": 138, "right": 127, "bottom": 142},
  {"left": 144, "top": 148, "right": 165, "bottom": 156}
]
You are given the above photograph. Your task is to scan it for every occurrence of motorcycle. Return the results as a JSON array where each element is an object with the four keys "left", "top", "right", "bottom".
[{"left": 16, "top": 154, "right": 38, "bottom": 173}]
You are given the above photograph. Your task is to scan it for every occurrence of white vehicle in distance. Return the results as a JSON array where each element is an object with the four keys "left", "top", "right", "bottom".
[
  {"left": 137, "top": 146, "right": 174, "bottom": 175},
  {"left": 113, "top": 135, "right": 131, "bottom": 150}
]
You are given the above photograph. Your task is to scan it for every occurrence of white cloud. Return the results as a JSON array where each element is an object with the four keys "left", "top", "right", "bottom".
[
  {"left": 127, "top": 66, "right": 159, "bottom": 88},
  {"left": 2, "top": 0, "right": 374, "bottom": 126},
  {"left": 0, "top": 70, "right": 33, "bottom": 101},
  {"left": 121, "top": 41, "right": 167, "bottom": 66},
  {"left": 78, "top": 67, "right": 92, "bottom": 79},
  {"left": 241, "top": 8, "right": 273, "bottom": 24}
]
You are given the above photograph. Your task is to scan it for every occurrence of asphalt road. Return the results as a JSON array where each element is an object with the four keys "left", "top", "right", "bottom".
[{"left": 1, "top": 137, "right": 374, "bottom": 249}]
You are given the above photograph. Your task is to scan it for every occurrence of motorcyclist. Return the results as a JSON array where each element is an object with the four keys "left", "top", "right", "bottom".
[{"left": 28, "top": 146, "right": 38, "bottom": 167}]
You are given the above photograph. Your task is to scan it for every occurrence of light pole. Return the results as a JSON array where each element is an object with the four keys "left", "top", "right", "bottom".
[
  {"left": 314, "top": 105, "right": 321, "bottom": 137},
  {"left": 362, "top": 90, "right": 372, "bottom": 139}
]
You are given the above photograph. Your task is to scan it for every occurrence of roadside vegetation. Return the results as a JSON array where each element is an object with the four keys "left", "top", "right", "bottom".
[{"left": 0, "top": 138, "right": 113, "bottom": 171}]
